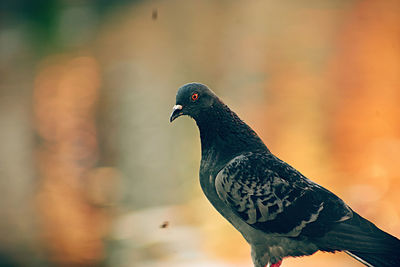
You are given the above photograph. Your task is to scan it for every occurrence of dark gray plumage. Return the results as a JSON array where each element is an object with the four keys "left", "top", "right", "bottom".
[{"left": 170, "top": 82, "right": 400, "bottom": 267}]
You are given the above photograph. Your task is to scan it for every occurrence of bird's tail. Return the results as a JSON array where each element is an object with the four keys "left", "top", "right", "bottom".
[
  {"left": 345, "top": 250, "right": 400, "bottom": 267},
  {"left": 317, "top": 211, "right": 400, "bottom": 267},
  {"left": 345, "top": 212, "right": 400, "bottom": 267}
]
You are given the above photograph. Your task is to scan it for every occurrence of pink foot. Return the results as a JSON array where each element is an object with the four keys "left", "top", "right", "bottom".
[{"left": 270, "top": 261, "right": 282, "bottom": 267}]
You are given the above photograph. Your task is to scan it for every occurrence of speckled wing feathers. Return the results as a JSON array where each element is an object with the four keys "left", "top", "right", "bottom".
[
  {"left": 215, "top": 153, "right": 352, "bottom": 237},
  {"left": 216, "top": 158, "right": 297, "bottom": 224}
]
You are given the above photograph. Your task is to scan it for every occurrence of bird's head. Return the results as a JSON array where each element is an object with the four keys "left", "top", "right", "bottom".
[{"left": 170, "top": 82, "right": 217, "bottom": 122}]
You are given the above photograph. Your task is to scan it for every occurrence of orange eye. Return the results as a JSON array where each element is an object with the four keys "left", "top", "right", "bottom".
[{"left": 191, "top": 93, "right": 199, "bottom": 101}]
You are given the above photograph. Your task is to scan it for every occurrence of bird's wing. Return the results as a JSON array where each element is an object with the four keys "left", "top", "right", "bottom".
[{"left": 215, "top": 153, "right": 352, "bottom": 237}]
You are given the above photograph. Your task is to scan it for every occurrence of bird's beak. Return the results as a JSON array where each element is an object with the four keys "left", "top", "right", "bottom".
[{"left": 170, "top": 104, "right": 183, "bottom": 122}]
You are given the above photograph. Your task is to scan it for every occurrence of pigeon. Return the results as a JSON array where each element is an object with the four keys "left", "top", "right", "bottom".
[{"left": 169, "top": 82, "right": 400, "bottom": 267}]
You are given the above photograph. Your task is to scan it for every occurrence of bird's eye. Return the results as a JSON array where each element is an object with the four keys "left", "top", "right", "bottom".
[{"left": 191, "top": 93, "right": 199, "bottom": 101}]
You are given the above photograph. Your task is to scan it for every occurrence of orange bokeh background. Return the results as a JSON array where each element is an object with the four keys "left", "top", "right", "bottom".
[{"left": 0, "top": 0, "right": 398, "bottom": 266}]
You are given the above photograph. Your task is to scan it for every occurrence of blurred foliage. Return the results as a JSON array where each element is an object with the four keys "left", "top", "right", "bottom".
[
  {"left": 0, "top": 0, "right": 139, "bottom": 54},
  {"left": 0, "top": 0, "right": 399, "bottom": 266}
]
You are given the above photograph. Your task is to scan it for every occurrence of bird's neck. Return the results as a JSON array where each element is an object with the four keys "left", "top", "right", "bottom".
[{"left": 195, "top": 100, "right": 268, "bottom": 165}]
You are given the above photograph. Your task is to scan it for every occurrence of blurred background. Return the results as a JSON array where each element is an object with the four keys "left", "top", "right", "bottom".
[{"left": 0, "top": 0, "right": 399, "bottom": 266}]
